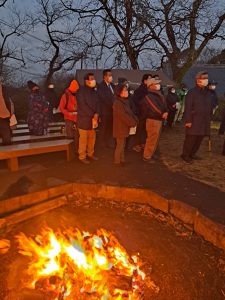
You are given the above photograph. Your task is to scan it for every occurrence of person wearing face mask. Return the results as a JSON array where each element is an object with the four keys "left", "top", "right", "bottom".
[
  {"left": 140, "top": 78, "right": 168, "bottom": 163},
  {"left": 166, "top": 86, "right": 179, "bottom": 128},
  {"left": 181, "top": 71, "right": 212, "bottom": 163},
  {"left": 113, "top": 84, "right": 138, "bottom": 166},
  {"left": 131, "top": 73, "right": 153, "bottom": 152},
  {"left": 97, "top": 69, "right": 115, "bottom": 148},
  {"left": 208, "top": 80, "right": 219, "bottom": 117},
  {"left": 76, "top": 73, "right": 99, "bottom": 164},
  {"left": 59, "top": 80, "right": 79, "bottom": 152}
]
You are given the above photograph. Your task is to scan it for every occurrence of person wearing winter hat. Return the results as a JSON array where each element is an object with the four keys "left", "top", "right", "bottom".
[
  {"left": 113, "top": 84, "right": 138, "bottom": 166},
  {"left": 0, "top": 82, "right": 12, "bottom": 144},
  {"left": 59, "top": 79, "right": 80, "bottom": 152},
  {"left": 45, "top": 83, "right": 58, "bottom": 122},
  {"left": 181, "top": 71, "right": 211, "bottom": 163},
  {"left": 27, "top": 80, "right": 49, "bottom": 135}
]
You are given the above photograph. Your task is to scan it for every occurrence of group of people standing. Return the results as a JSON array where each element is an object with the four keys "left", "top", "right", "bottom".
[{"left": 0, "top": 69, "right": 225, "bottom": 164}]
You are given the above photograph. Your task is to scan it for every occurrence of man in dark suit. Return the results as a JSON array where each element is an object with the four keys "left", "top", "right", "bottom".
[
  {"left": 97, "top": 69, "right": 115, "bottom": 148},
  {"left": 181, "top": 71, "right": 212, "bottom": 163}
]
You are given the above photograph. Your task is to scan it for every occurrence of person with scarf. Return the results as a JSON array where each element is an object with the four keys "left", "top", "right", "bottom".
[
  {"left": 27, "top": 80, "right": 49, "bottom": 136},
  {"left": 0, "top": 82, "right": 11, "bottom": 145},
  {"left": 113, "top": 84, "right": 138, "bottom": 166}
]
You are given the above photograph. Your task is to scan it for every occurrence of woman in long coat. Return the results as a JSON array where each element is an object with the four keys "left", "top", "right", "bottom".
[
  {"left": 113, "top": 84, "right": 138, "bottom": 165},
  {"left": 27, "top": 81, "right": 49, "bottom": 136}
]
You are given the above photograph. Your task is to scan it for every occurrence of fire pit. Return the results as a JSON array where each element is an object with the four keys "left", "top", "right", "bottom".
[
  {"left": 0, "top": 195, "right": 224, "bottom": 300},
  {"left": 16, "top": 226, "right": 151, "bottom": 299}
]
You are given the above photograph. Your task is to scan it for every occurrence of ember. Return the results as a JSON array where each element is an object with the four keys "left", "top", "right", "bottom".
[{"left": 16, "top": 227, "right": 150, "bottom": 299}]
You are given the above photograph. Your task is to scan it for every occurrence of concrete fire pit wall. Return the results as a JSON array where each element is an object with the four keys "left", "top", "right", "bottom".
[{"left": 0, "top": 182, "right": 224, "bottom": 252}]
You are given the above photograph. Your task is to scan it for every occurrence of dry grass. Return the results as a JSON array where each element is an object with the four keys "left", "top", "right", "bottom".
[{"left": 160, "top": 126, "right": 225, "bottom": 192}]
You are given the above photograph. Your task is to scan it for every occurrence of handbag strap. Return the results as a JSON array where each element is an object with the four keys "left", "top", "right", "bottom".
[{"left": 145, "top": 95, "right": 162, "bottom": 115}]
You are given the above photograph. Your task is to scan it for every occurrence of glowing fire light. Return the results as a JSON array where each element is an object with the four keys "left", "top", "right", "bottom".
[{"left": 16, "top": 227, "right": 148, "bottom": 299}]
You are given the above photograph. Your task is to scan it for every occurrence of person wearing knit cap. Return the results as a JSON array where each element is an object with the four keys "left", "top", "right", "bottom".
[
  {"left": 27, "top": 80, "right": 49, "bottom": 135},
  {"left": 59, "top": 79, "right": 79, "bottom": 152},
  {"left": 0, "top": 82, "right": 12, "bottom": 145},
  {"left": 181, "top": 71, "right": 211, "bottom": 163}
]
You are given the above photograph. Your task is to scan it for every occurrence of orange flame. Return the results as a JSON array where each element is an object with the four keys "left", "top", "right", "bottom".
[{"left": 16, "top": 227, "right": 146, "bottom": 299}]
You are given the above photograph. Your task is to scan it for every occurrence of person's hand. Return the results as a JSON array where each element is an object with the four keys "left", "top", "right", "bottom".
[
  {"left": 162, "top": 112, "right": 168, "bottom": 120},
  {"left": 185, "top": 123, "right": 192, "bottom": 128}
]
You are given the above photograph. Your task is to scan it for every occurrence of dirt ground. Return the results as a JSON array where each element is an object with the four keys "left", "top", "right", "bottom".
[
  {"left": 160, "top": 126, "right": 225, "bottom": 192},
  {"left": 0, "top": 125, "right": 225, "bottom": 226},
  {"left": 0, "top": 197, "right": 225, "bottom": 300}
]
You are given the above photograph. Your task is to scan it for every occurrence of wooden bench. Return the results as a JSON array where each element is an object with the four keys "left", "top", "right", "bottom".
[
  {"left": 16, "top": 122, "right": 65, "bottom": 129},
  {"left": 12, "top": 126, "right": 62, "bottom": 136},
  {"left": 0, "top": 132, "right": 66, "bottom": 145},
  {"left": 0, "top": 139, "right": 75, "bottom": 171}
]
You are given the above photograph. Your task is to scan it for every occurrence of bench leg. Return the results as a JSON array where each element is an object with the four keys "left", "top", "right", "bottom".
[
  {"left": 66, "top": 142, "right": 76, "bottom": 162},
  {"left": 7, "top": 157, "right": 19, "bottom": 171}
]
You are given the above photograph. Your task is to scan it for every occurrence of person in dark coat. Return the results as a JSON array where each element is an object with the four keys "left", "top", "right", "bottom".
[
  {"left": 140, "top": 78, "right": 168, "bottom": 162},
  {"left": 77, "top": 73, "right": 99, "bottom": 164},
  {"left": 97, "top": 69, "right": 115, "bottom": 148},
  {"left": 166, "top": 86, "right": 179, "bottom": 127},
  {"left": 45, "top": 84, "right": 58, "bottom": 122},
  {"left": 27, "top": 81, "right": 49, "bottom": 136},
  {"left": 218, "top": 92, "right": 225, "bottom": 135},
  {"left": 131, "top": 73, "right": 152, "bottom": 152},
  {"left": 113, "top": 84, "right": 138, "bottom": 165},
  {"left": 181, "top": 71, "right": 212, "bottom": 163},
  {"left": 208, "top": 80, "right": 219, "bottom": 118},
  {"left": 0, "top": 82, "right": 12, "bottom": 145}
]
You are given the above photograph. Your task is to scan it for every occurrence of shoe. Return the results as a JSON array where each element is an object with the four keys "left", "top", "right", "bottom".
[
  {"left": 143, "top": 158, "right": 154, "bottom": 163},
  {"left": 190, "top": 155, "right": 202, "bottom": 160},
  {"left": 88, "top": 156, "right": 99, "bottom": 161},
  {"left": 80, "top": 158, "right": 90, "bottom": 164},
  {"left": 180, "top": 155, "right": 192, "bottom": 164},
  {"left": 133, "top": 145, "right": 142, "bottom": 152}
]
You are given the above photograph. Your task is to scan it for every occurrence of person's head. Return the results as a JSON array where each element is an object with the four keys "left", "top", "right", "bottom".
[
  {"left": 118, "top": 77, "right": 129, "bottom": 88},
  {"left": 208, "top": 80, "right": 217, "bottom": 90},
  {"left": 84, "top": 73, "right": 96, "bottom": 88},
  {"left": 169, "top": 86, "right": 176, "bottom": 94},
  {"left": 114, "top": 84, "right": 129, "bottom": 99},
  {"left": 195, "top": 71, "right": 208, "bottom": 88},
  {"left": 142, "top": 73, "right": 152, "bottom": 86},
  {"left": 103, "top": 69, "right": 113, "bottom": 84},
  {"left": 68, "top": 79, "right": 79, "bottom": 93},
  {"left": 48, "top": 83, "right": 54, "bottom": 89},
  {"left": 153, "top": 74, "right": 160, "bottom": 80},
  {"left": 27, "top": 80, "right": 39, "bottom": 92},
  {"left": 147, "top": 78, "right": 161, "bottom": 91}
]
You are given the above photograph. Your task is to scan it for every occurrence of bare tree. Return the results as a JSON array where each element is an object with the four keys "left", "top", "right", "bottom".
[
  {"left": 134, "top": 0, "right": 225, "bottom": 82},
  {"left": 30, "top": 0, "right": 94, "bottom": 86},
  {"left": 61, "top": 0, "right": 154, "bottom": 69},
  {"left": 0, "top": 4, "right": 28, "bottom": 76}
]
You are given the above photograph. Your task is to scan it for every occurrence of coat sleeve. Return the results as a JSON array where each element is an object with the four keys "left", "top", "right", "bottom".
[
  {"left": 184, "top": 91, "right": 193, "bottom": 124},
  {"left": 59, "top": 93, "right": 68, "bottom": 115},
  {"left": 114, "top": 102, "right": 137, "bottom": 128}
]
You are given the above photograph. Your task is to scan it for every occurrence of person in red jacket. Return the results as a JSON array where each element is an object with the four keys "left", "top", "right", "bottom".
[{"left": 59, "top": 80, "right": 79, "bottom": 152}]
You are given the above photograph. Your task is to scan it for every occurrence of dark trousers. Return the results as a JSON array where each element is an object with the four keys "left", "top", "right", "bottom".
[
  {"left": 114, "top": 137, "right": 126, "bottom": 164},
  {"left": 0, "top": 118, "right": 12, "bottom": 145},
  {"left": 182, "top": 134, "right": 204, "bottom": 158},
  {"left": 132, "top": 118, "right": 146, "bottom": 146},
  {"left": 65, "top": 120, "right": 79, "bottom": 153},
  {"left": 219, "top": 108, "right": 225, "bottom": 135},
  {"left": 99, "top": 114, "right": 113, "bottom": 147},
  {"left": 167, "top": 110, "right": 176, "bottom": 127}
]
